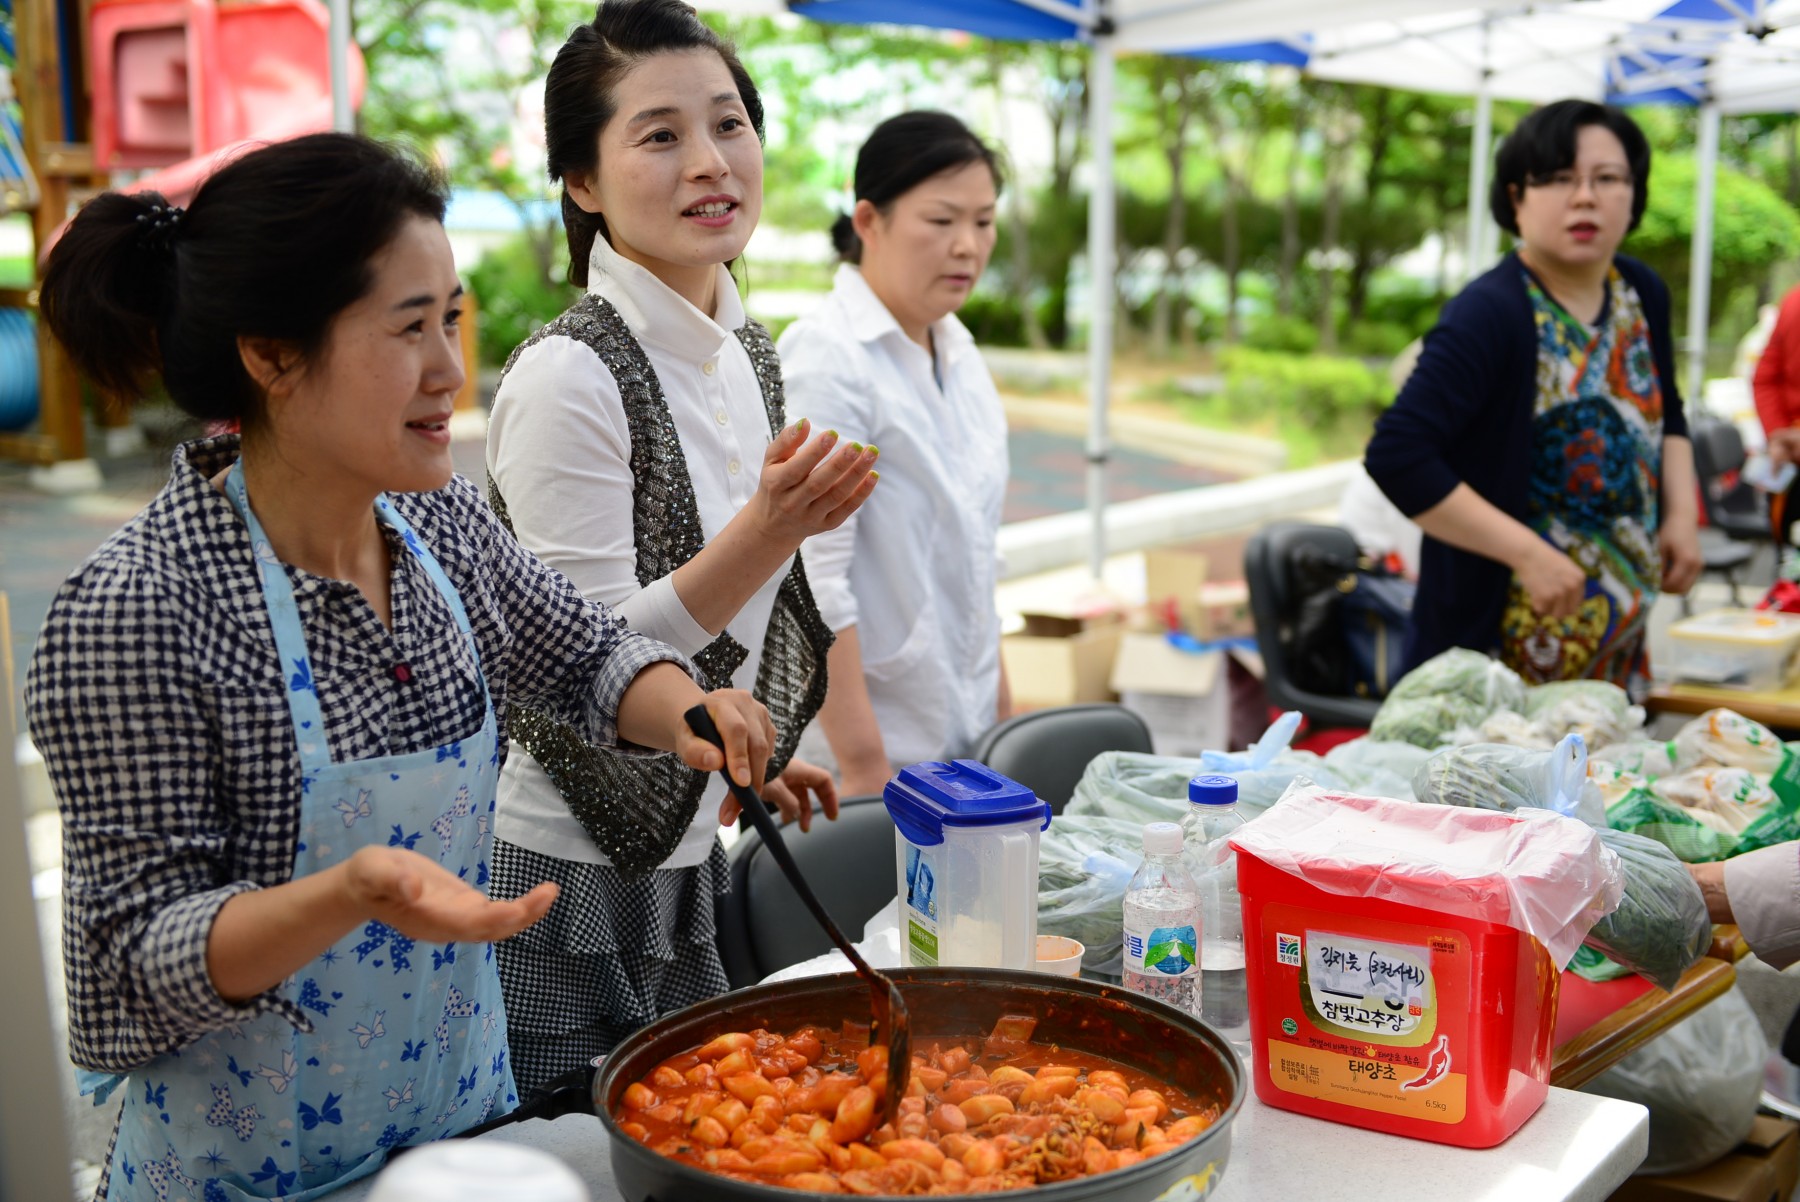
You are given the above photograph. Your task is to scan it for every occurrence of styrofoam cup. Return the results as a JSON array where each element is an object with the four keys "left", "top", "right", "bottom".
[
  {"left": 366, "top": 1142, "right": 589, "bottom": 1202},
  {"left": 1035, "top": 935, "right": 1085, "bottom": 977}
]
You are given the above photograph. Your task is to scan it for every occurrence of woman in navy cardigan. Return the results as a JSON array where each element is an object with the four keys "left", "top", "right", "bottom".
[{"left": 1365, "top": 100, "right": 1701, "bottom": 698}]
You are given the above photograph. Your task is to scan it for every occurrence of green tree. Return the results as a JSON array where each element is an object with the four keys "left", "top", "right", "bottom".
[{"left": 1629, "top": 153, "right": 1800, "bottom": 345}]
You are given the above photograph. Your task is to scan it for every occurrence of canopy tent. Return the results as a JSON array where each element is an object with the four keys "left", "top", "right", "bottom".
[
  {"left": 780, "top": 0, "right": 1530, "bottom": 578},
  {"left": 1603, "top": 1, "right": 1800, "bottom": 402}
]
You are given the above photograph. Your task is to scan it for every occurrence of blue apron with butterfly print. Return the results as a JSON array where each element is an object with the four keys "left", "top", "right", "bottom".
[{"left": 104, "top": 464, "right": 516, "bottom": 1201}]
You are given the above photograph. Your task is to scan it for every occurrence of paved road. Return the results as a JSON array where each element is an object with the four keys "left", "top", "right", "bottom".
[{"left": 0, "top": 414, "right": 1229, "bottom": 725}]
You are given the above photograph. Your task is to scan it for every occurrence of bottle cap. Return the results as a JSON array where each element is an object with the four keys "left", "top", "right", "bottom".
[
  {"left": 1188, "top": 773, "right": 1239, "bottom": 805},
  {"left": 1142, "top": 821, "right": 1184, "bottom": 856}
]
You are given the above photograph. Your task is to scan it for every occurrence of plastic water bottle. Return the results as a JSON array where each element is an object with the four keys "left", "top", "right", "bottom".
[
  {"left": 1122, "top": 821, "right": 1201, "bottom": 1016},
  {"left": 1182, "top": 774, "right": 1250, "bottom": 1054}
]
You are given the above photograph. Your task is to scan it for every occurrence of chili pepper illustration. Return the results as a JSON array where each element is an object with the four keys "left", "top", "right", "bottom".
[{"left": 1400, "top": 1034, "right": 1451, "bottom": 1091}]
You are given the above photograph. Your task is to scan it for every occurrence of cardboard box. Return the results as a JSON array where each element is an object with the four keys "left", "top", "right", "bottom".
[
  {"left": 1197, "top": 580, "right": 1254, "bottom": 640},
  {"left": 1144, "top": 549, "right": 1209, "bottom": 635},
  {"left": 1607, "top": 1116, "right": 1800, "bottom": 1202},
  {"left": 1003, "top": 612, "right": 1125, "bottom": 710},
  {"left": 1140, "top": 549, "right": 1253, "bottom": 641},
  {"left": 1109, "top": 631, "right": 1229, "bottom": 757}
]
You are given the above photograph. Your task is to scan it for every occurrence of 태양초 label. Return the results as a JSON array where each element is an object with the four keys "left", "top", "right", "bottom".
[{"left": 1265, "top": 1037, "right": 1465, "bottom": 1124}]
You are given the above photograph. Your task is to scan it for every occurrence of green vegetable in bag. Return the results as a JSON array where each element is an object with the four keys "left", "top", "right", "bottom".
[
  {"left": 1371, "top": 650, "right": 1528, "bottom": 748},
  {"left": 1605, "top": 788, "right": 1737, "bottom": 863},
  {"left": 1577, "top": 827, "right": 1712, "bottom": 992}
]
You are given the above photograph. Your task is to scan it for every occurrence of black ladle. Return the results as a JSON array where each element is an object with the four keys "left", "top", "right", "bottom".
[{"left": 684, "top": 704, "right": 911, "bottom": 1121}]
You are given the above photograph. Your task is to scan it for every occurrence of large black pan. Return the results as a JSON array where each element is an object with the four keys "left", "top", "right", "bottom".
[{"left": 594, "top": 967, "right": 1246, "bottom": 1202}]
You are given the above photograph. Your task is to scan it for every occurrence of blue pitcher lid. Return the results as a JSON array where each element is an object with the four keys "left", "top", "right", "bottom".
[
  {"left": 883, "top": 760, "right": 1052, "bottom": 848},
  {"left": 1188, "top": 773, "right": 1239, "bottom": 805}
]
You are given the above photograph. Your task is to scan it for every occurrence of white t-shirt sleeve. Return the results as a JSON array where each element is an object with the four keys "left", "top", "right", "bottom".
[
  {"left": 487, "top": 335, "right": 713, "bottom": 654},
  {"left": 781, "top": 329, "right": 874, "bottom": 634}
]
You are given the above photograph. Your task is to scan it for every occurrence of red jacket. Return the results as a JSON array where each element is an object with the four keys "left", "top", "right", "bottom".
[{"left": 1755, "top": 285, "right": 1800, "bottom": 435}]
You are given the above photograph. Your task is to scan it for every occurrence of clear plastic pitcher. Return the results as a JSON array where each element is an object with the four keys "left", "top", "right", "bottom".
[{"left": 884, "top": 760, "right": 1052, "bottom": 970}]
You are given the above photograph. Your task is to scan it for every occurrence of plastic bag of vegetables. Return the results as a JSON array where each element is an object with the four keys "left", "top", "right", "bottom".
[
  {"left": 1065, "top": 752, "right": 1200, "bottom": 826},
  {"left": 1412, "top": 735, "right": 1604, "bottom": 825},
  {"left": 1674, "top": 708, "right": 1786, "bottom": 771},
  {"left": 1370, "top": 694, "right": 1493, "bottom": 749},
  {"left": 1650, "top": 768, "right": 1779, "bottom": 837},
  {"left": 1587, "top": 761, "right": 1650, "bottom": 808},
  {"left": 1386, "top": 647, "right": 1528, "bottom": 710},
  {"left": 1575, "top": 827, "right": 1713, "bottom": 992},
  {"left": 1592, "top": 740, "right": 1685, "bottom": 780},
  {"left": 1522, "top": 680, "right": 1632, "bottom": 721},
  {"left": 1371, "top": 649, "right": 1527, "bottom": 748}
]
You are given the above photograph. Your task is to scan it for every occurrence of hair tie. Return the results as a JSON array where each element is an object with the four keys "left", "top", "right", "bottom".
[{"left": 134, "top": 203, "right": 185, "bottom": 253}]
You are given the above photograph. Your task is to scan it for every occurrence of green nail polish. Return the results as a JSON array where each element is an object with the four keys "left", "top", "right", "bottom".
[
  {"left": 849, "top": 442, "right": 864, "bottom": 453},
  {"left": 865, "top": 444, "right": 880, "bottom": 456},
  {"left": 869, "top": 470, "right": 880, "bottom": 481}
]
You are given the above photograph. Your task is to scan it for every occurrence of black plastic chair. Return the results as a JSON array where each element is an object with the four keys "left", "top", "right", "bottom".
[
  {"left": 966, "top": 703, "right": 1154, "bottom": 815},
  {"left": 1688, "top": 414, "right": 1767, "bottom": 609},
  {"left": 1691, "top": 415, "right": 1773, "bottom": 543},
  {"left": 716, "top": 794, "right": 896, "bottom": 990},
  {"left": 1243, "top": 521, "right": 1382, "bottom": 729}
]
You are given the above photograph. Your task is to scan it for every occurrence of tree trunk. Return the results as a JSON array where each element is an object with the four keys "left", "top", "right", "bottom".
[
  {"left": 1345, "top": 91, "right": 1394, "bottom": 325},
  {"left": 1317, "top": 91, "right": 1350, "bottom": 353},
  {"left": 991, "top": 49, "right": 1048, "bottom": 349},
  {"left": 1149, "top": 68, "right": 1192, "bottom": 358},
  {"left": 1222, "top": 178, "right": 1242, "bottom": 343},
  {"left": 1278, "top": 92, "right": 1307, "bottom": 318}
]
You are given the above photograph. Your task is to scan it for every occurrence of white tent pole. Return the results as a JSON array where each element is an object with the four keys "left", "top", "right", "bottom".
[
  {"left": 330, "top": 0, "right": 353, "bottom": 133},
  {"left": 1686, "top": 100, "right": 1719, "bottom": 409},
  {"left": 1085, "top": 28, "right": 1116, "bottom": 582},
  {"left": 1466, "top": 84, "right": 1493, "bottom": 281}
]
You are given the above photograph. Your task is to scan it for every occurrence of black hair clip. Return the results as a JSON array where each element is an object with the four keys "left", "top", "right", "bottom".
[{"left": 134, "top": 203, "right": 185, "bottom": 252}]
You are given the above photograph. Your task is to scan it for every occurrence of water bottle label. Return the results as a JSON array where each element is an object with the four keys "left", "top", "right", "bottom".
[
  {"left": 1124, "top": 919, "right": 1199, "bottom": 978},
  {"left": 901, "top": 844, "right": 939, "bottom": 967}
]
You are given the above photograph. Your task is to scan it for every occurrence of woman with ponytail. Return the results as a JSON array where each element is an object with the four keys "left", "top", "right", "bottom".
[
  {"left": 779, "top": 112, "right": 1011, "bottom": 792},
  {"left": 30, "top": 132, "right": 773, "bottom": 1200},
  {"left": 484, "top": 0, "right": 877, "bottom": 1093}
]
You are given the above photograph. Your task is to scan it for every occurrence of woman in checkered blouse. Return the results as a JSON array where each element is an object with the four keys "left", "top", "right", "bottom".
[{"left": 29, "top": 133, "right": 775, "bottom": 1201}]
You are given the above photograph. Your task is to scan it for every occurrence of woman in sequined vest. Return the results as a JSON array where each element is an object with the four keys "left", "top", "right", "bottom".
[{"left": 484, "top": 0, "right": 879, "bottom": 1093}]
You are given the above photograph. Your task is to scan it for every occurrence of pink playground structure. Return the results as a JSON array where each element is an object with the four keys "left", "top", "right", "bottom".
[{"left": 89, "top": 0, "right": 364, "bottom": 203}]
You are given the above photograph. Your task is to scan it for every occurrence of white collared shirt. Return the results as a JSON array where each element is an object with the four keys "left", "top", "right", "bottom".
[
  {"left": 487, "top": 236, "right": 786, "bottom": 867},
  {"left": 779, "top": 264, "right": 1008, "bottom": 766}
]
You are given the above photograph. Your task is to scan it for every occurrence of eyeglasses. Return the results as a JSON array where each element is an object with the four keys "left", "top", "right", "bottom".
[{"left": 1525, "top": 169, "right": 1634, "bottom": 198}]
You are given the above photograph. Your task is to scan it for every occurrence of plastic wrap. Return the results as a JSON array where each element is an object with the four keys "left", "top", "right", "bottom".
[
  {"left": 1586, "top": 761, "right": 1651, "bottom": 807},
  {"left": 1230, "top": 783, "right": 1623, "bottom": 966},
  {"left": 1592, "top": 740, "right": 1685, "bottom": 780},
  {"left": 1320, "top": 739, "right": 1430, "bottom": 802},
  {"left": 1674, "top": 709, "right": 1788, "bottom": 773},
  {"left": 1582, "top": 987, "right": 1766, "bottom": 1175},
  {"left": 1579, "top": 827, "right": 1714, "bottom": 992},
  {"left": 1650, "top": 768, "right": 1779, "bottom": 836},
  {"left": 1412, "top": 735, "right": 1600, "bottom": 824},
  {"left": 1034, "top": 813, "right": 1148, "bottom": 978}
]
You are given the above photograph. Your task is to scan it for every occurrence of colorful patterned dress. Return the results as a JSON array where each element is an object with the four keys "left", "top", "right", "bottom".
[{"left": 1499, "top": 265, "right": 1665, "bottom": 697}]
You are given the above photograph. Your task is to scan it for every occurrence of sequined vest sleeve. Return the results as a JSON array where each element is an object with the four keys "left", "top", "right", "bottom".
[{"left": 489, "top": 294, "right": 834, "bottom": 876}]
